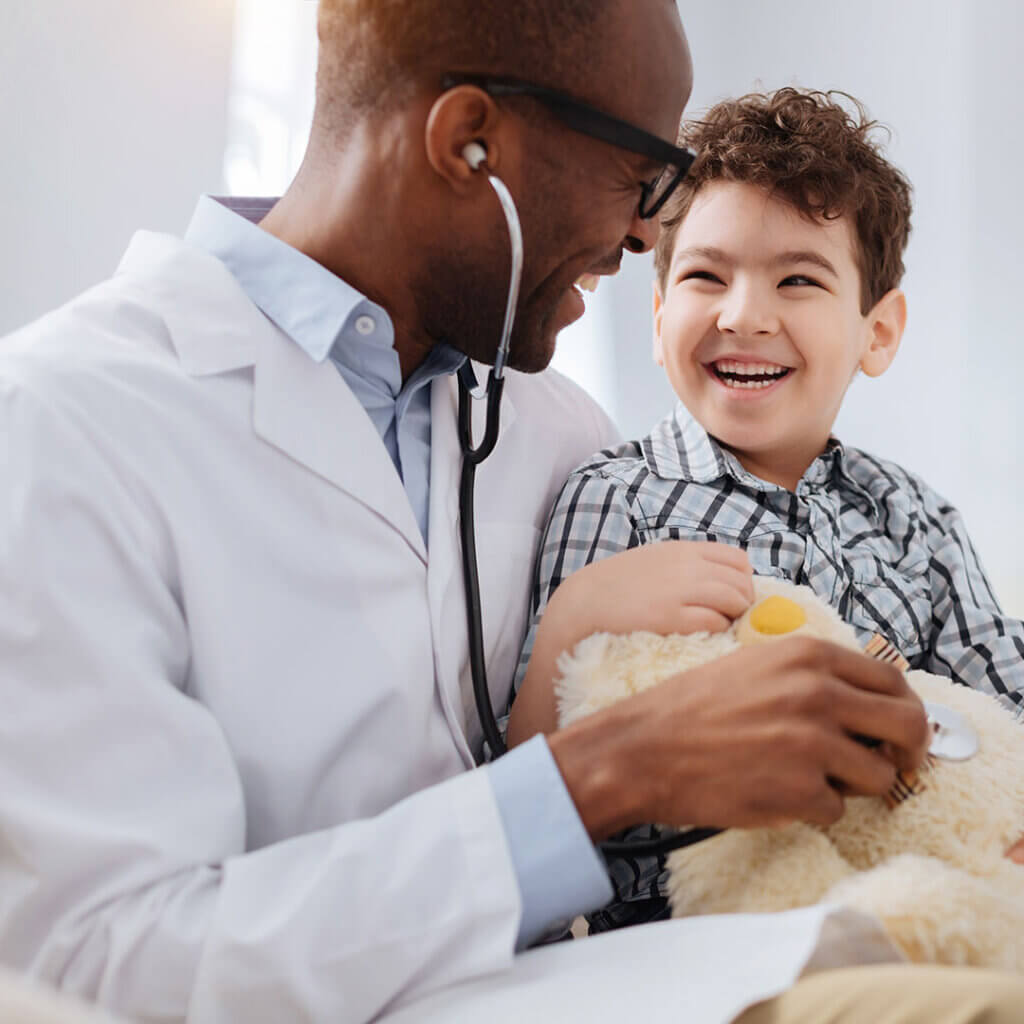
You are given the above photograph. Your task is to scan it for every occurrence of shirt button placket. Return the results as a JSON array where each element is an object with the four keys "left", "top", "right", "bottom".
[{"left": 804, "top": 490, "right": 844, "bottom": 605}]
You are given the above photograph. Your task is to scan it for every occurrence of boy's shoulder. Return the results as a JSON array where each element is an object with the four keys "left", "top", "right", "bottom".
[
  {"left": 838, "top": 444, "right": 957, "bottom": 519},
  {"left": 567, "top": 404, "right": 725, "bottom": 488}
]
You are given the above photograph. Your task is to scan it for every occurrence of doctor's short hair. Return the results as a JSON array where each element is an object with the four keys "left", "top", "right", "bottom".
[
  {"left": 313, "top": 0, "right": 611, "bottom": 140},
  {"left": 653, "top": 88, "right": 913, "bottom": 314}
]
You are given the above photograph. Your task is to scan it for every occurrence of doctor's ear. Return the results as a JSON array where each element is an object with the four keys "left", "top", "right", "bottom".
[
  {"left": 424, "top": 86, "right": 502, "bottom": 188},
  {"left": 859, "top": 288, "right": 906, "bottom": 378}
]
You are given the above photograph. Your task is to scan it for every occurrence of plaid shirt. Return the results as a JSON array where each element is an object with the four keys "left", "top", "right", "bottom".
[{"left": 515, "top": 403, "right": 1024, "bottom": 932}]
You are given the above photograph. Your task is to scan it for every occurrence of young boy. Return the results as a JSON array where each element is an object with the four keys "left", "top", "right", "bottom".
[{"left": 508, "top": 88, "right": 1024, "bottom": 932}]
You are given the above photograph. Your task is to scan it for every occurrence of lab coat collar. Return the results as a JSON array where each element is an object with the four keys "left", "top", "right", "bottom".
[
  {"left": 116, "top": 230, "right": 429, "bottom": 560},
  {"left": 117, "top": 230, "right": 261, "bottom": 376}
]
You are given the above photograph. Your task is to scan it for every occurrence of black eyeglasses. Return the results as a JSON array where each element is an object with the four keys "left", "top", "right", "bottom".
[{"left": 441, "top": 73, "right": 696, "bottom": 219}]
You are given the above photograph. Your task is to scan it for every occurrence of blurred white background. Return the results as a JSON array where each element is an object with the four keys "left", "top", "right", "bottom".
[{"left": 2, "top": 1, "right": 1021, "bottom": 612}]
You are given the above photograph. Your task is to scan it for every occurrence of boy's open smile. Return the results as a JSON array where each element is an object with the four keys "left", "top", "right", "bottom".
[{"left": 706, "top": 358, "right": 793, "bottom": 393}]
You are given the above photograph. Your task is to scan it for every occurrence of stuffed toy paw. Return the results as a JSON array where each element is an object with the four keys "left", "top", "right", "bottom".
[{"left": 555, "top": 577, "right": 1024, "bottom": 971}]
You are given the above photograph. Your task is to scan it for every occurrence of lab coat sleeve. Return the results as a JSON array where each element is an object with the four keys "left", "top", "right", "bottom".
[{"left": 0, "top": 380, "right": 522, "bottom": 1020}]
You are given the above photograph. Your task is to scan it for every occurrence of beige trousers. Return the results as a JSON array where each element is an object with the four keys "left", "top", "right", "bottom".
[{"left": 736, "top": 964, "right": 1024, "bottom": 1024}]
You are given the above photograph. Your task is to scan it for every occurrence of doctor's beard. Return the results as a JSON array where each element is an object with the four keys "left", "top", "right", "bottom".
[{"left": 411, "top": 241, "right": 560, "bottom": 375}]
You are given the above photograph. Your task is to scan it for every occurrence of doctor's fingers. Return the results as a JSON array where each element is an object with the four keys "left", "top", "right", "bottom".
[
  {"left": 820, "top": 733, "right": 901, "bottom": 800},
  {"left": 831, "top": 686, "right": 930, "bottom": 772}
]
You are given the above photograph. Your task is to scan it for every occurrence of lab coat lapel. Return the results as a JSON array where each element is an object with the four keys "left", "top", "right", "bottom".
[
  {"left": 251, "top": 326, "right": 428, "bottom": 563},
  {"left": 427, "top": 364, "right": 517, "bottom": 757},
  {"left": 120, "top": 231, "right": 263, "bottom": 376},
  {"left": 123, "top": 230, "right": 428, "bottom": 560}
]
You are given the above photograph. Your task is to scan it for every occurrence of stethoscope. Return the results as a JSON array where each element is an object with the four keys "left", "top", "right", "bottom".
[{"left": 455, "top": 141, "right": 719, "bottom": 859}]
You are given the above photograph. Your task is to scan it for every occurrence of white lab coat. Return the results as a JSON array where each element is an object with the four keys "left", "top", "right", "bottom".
[{"left": 0, "top": 231, "right": 619, "bottom": 1022}]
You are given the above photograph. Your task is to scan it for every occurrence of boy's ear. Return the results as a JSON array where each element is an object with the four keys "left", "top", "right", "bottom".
[
  {"left": 859, "top": 288, "right": 906, "bottom": 378},
  {"left": 653, "top": 281, "right": 665, "bottom": 366}
]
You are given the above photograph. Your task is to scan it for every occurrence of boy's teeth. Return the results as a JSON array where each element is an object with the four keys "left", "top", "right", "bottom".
[
  {"left": 575, "top": 273, "right": 600, "bottom": 293},
  {"left": 716, "top": 360, "right": 787, "bottom": 375},
  {"left": 712, "top": 360, "right": 790, "bottom": 389}
]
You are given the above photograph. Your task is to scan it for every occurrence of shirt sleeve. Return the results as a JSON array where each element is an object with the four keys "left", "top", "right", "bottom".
[
  {"left": 921, "top": 495, "right": 1024, "bottom": 716},
  {"left": 485, "top": 735, "right": 612, "bottom": 948}
]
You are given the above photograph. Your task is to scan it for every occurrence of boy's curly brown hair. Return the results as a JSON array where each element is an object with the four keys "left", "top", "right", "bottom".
[{"left": 654, "top": 88, "right": 912, "bottom": 313}]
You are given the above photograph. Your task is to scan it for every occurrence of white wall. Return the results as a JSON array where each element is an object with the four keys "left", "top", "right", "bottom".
[{"left": 0, "top": 0, "right": 236, "bottom": 334}]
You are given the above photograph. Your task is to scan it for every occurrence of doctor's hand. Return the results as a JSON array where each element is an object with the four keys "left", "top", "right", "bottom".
[
  {"left": 507, "top": 541, "right": 753, "bottom": 744},
  {"left": 547, "top": 636, "right": 930, "bottom": 840}
]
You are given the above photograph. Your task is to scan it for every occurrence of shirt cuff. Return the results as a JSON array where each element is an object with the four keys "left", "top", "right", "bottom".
[{"left": 485, "top": 734, "right": 613, "bottom": 949}]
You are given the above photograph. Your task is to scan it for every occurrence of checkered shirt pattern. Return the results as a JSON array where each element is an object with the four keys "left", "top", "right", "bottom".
[{"left": 514, "top": 403, "right": 1024, "bottom": 933}]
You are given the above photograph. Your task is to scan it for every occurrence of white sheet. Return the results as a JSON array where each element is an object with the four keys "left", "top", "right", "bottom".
[{"left": 380, "top": 905, "right": 903, "bottom": 1024}]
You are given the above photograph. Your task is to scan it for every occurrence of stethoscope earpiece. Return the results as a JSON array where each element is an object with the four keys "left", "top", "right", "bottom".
[{"left": 462, "top": 141, "right": 488, "bottom": 171}]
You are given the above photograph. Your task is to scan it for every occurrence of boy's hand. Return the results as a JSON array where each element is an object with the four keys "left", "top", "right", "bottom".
[
  {"left": 549, "top": 636, "right": 931, "bottom": 837},
  {"left": 547, "top": 540, "right": 754, "bottom": 647},
  {"left": 507, "top": 541, "right": 752, "bottom": 745}
]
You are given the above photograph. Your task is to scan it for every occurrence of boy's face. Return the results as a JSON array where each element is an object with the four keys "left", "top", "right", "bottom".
[{"left": 654, "top": 181, "right": 903, "bottom": 489}]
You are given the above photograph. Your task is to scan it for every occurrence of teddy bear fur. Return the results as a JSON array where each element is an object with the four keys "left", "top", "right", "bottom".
[{"left": 555, "top": 577, "right": 1024, "bottom": 971}]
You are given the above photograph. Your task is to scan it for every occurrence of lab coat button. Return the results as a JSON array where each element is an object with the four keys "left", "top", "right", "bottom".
[{"left": 355, "top": 315, "right": 376, "bottom": 335}]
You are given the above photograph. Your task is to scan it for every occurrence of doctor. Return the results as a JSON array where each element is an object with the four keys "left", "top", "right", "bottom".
[{"left": 2, "top": 1, "right": 1023, "bottom": 1021}]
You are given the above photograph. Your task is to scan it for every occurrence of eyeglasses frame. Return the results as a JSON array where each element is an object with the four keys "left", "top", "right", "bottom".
[{"left": 440, "top": 73, "right": 696, "bottom": 219}]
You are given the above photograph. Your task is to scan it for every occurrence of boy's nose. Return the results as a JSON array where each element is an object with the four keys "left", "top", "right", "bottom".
[{"left": 716, "top": 285, "right": 780, "bottom": 337}]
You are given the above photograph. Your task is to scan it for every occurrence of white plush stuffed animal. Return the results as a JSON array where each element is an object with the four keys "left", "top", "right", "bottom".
[{"left": 556, "top": 577, "right": 1024, "bottom": 971}]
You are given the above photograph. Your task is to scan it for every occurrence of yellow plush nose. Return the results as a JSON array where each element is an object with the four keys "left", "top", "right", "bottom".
[{"left": 748, "top": 595, "right": 807, "bottom": 635}]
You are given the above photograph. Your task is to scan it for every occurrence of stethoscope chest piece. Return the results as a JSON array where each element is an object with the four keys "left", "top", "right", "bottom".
[{"left": 923, "top": 700, "right": 979, "bottom": 761}]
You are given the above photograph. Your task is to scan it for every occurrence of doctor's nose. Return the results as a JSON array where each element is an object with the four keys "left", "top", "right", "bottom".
[
  {"left": 623, "top": 206, "right": 659, "bottom": 254},
  {"left": 716, "top": 285, "right": 780, "bottom": 337}
]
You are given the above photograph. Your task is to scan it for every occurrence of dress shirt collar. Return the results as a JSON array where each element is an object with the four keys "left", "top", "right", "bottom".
[
  {"left": 183, "top": 195, "right": 466, "bottom": 393},
  {"left": 184, "top": 194, "right": 393, "bottom": 365}
]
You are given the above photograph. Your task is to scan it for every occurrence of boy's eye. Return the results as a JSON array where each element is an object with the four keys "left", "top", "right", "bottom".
[
  {"left": 779, "top": 274, "right": 821, "bottom": 288},
  {"left": 681, "top": 270, "right": 724, "bottom": 284}
]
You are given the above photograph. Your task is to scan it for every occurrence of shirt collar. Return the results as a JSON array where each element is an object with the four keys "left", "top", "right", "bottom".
[
  {"left": 183, "top": 195, "right": 466, "bottom": 396},
  {"left": 184, "top": 194, "right": 392, "bottom": 364},
  {"left": 643, "top": 403, "right": 877, "bottom": 508}
]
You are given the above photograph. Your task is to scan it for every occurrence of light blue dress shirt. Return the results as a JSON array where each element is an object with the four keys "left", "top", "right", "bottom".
[{"left": 184, "top": 196, "right": 611, "bottom": 947}]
